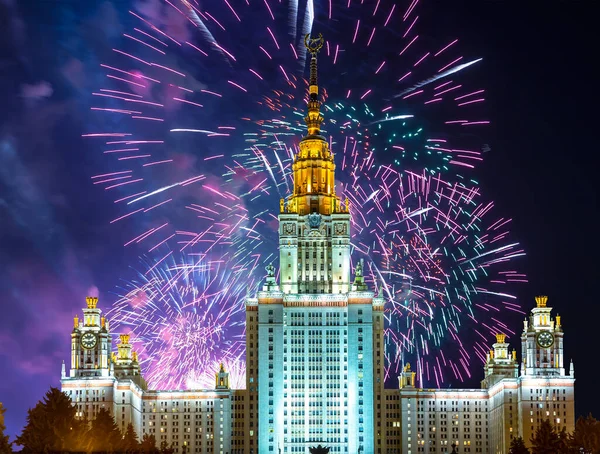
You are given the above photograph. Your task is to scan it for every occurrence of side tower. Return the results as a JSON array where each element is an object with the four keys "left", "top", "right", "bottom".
[
  {"left": 251, "top": 33, "right": 385, "bottom": 454},
  {"left": 522, "top": 296, "right": 565, "bottom": 377},
  {"left": 61, "top": 297, "right": 117, "bottom": 425},
  {"left": 69, "top": 296, "right": 111, "bottom": 378},
  {"left": 518, "top": 296, "right": 575, "bottom": 448},
  {"left": 483, "top": 333, "right": 519, "bottom": 454}
]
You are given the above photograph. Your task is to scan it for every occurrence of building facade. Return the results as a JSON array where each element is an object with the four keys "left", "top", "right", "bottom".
[{"left": 60, "top": 37, "right": 575, "bottom": 454}]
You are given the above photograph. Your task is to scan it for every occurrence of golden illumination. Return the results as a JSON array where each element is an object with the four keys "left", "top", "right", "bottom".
[
  {"left": 556, "top": 315, "right": 561, "bottom": 326},
  {"left": 281, "top": 33, "right": 348, "bottom": 216},
  {"left": 120, "top": 333, "right": 130, "bottom": 344},
  {"left": 495, "top": 333, "right": 506, "bottom": 344},
  {"left": 86, "top": 296, "right": 98, "bottom": 309},
  {"left": 512, "top": 350, "right": 516, "bottom": 360},
  {"left": 535, "top": 295, "right": 548, "bottom": 307},
  {"left": 73, "top": 315, "right": 79, "bottom": 328}
]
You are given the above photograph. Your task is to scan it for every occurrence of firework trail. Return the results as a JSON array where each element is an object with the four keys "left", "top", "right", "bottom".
[
  {"left": 108, "top": 252, "right": 248, "bottom": 390},
  {"left": 85, "top": 0, "right": 526, "bottom": 389},
  {"left": 244, "top": 100, "right": 527, "bottom": 384}
]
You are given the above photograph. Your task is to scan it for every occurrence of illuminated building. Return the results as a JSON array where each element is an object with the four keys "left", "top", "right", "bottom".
[
  {"left": 243, "top": 33, "right": 384, "bottom": 454},
  {"left": 60, "top": 35, "right": 575, "bottom": 454},
  {"left": 61, "top": 296, "right": 239, "bottom": 453},
  {"left": 383, "top": 296, "right": 575, "bottom": 454}
]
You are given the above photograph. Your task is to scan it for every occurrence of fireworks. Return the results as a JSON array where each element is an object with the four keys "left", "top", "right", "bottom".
[
  {"left": 108, "top": 252, "right": 248, "bottom": 390},
  {"left": 85, "top": 0, "right": 526, "bottom": 389}
]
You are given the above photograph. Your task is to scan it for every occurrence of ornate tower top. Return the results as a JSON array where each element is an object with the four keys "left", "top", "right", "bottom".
[
  {"left": 535, "top": 295, "right": 548, "bottom": 307},
  {"left": 495, "top": 333, "right": 506, "bottom": 344},
  {"left": 304, "top": 33, "right": 325, "bottom": 137},
  {"left": 86, "top": 296, "right": 98, "bottom": 309},
  {"left": 282, "top": 33, "right": 346, "bottom": 216}
]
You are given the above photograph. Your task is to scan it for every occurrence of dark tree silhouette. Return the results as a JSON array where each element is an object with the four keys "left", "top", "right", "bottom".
[
  {"left": 309, "top": 445, "right": 330, "bottom": 454},
  {"left": 140, "top": 433, "right": 160, "bottom": 453},
  {"left": 509, "top": 437, "right": 530, "bottom": 454},
  {"left": 570, "top": 414, "right": 600, "bottom": 454},
  {"left": 530, "top": 419, "right": 561, "bottom": 454},
  {"left": 0, "top": 403, "right": 12, "bottom": 454},
  {"left": 15, "top": 387, "right": 88, "bottom": 453},
  {"left": 88, "top": 407, "right": 124, "bottom": 453},
  {"left": 159, "top": 440, "right": 175, "bottom": 454},
  {"left": 122, "top": 422, "right": 139, "bottom": 453}
]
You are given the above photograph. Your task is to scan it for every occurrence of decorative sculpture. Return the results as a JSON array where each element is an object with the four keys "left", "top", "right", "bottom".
[
  {"left": 308, "top": 446, "right": 330, "bottom": 454},
  {"left": 266, "top": 263, "right": 275, "bottom": 277}
]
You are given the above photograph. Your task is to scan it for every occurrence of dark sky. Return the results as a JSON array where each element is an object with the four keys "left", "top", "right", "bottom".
[
  {"left": 445, "top": 0, "right": 596, "bottom": 415},
  {"left": 0, "top": 0, "right": 597, "bottom": 443}
]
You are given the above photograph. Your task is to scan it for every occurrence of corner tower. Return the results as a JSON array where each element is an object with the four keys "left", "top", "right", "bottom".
[
  {"left": 279, "top": 33, "right": 351, "bottom": 295},
  {"left": 69, "top": 296, "right": 111, "bottom": 378},
  {"left": 517, "top": 296, "right": 575, "bottom": 449},
  {"left": 521, "top": 295, "right": 566, "bottom": 376}
]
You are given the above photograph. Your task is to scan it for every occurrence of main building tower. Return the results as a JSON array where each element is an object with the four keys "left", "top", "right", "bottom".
[{"left": 245, "top": 34, "right": 386, "bottom": 454}]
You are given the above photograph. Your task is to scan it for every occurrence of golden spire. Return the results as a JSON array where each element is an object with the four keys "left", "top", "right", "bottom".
[
  {"left": 535, "top": 295, "right": 548, "bottom": 308},
  {"left": 304, "top": 33, "right": 324, "bottom": 137},
  {"left": 86, "top": 296, "right": 98, "bottom": 309},
  {"left": 282, "top": 34, "right": 347, "bottom": 216},
  {"left": 73, "top": 315, "right": 79, "bottom": 328},
  {"left": 120, "top": 333, "right": 130, "bottom": 344},
  {"left": 495, "top": 333, "right": 506, "bottom": 344}
]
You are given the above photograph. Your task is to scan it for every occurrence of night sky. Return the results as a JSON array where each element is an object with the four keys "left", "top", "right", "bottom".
[{"left": 0, "top": 0, "right": 596, "bottom": 443}]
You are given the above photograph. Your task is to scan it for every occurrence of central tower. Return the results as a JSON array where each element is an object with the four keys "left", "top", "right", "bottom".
[
  {"left": 246, "top": 34, "right": 385, "bottom": 454},
  {"left": 279, "top": 34, "right": 351, "bottom": 295}
]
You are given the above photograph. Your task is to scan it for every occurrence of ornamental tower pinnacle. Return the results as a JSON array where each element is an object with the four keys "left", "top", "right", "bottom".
[
  {"left": 521, "top": 295, "right": 566, "bottom": 376},
  {"left": 282, "top": 33, "right": 347, "bottom": 217},
  {"left": 278, "top": 34, "right": 352, "bottom": 294}
]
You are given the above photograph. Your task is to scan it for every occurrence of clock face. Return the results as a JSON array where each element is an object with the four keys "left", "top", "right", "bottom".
[
  {"left": 536, "top": 331, "right": 554, "bottom": 348},
  {"left": 81, "top": 332, "right": 97, "bottom": 349}
]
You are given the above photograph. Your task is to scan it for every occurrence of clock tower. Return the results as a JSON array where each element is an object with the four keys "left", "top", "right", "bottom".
[
  {"left": 521, "top": 295, "right": 567, "bottom": 376},
  {"left": 70, "top": 296, "right": 111, "bottom": 378}
]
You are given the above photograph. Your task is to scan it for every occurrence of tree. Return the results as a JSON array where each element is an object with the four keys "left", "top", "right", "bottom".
[
  {"left": 159, "top": 440, "right": 175, "bottom": 454},
  {"left": 15, "top": 387, "right": 87, "bottom": 453},
  {"left": 530, "top": 419, "right": 561, "bottom": 454},
  {"left": 570, "top": 414, "right": 600, "bottom": 454},
  {"left": 122, "top": 422, "right": 139, "bottom": 453},
  {"left": 88, "top": 407, "right": 124, "bottom": 453},
  {"left": 309, "top": 446, "right": 330, "bottom": 454},
  {"left": 0, "top": 403, "right": 12, "bottom": 454},
  {"left": 140, "top": 433, "right": 159, "bottom": 453},
  {"left": 509, "top": 437, "right": 530, "bottom": 454}
]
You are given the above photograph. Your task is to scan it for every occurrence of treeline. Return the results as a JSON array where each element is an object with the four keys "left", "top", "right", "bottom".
[
  {"left": 2, "top": 387, "right": 600, "bottom": 453},
  {"left": 509, "top": 416, "right": 600, "bottom": 454},
  {"left": 0, "top": 388, "right": 178, "bottom": 454}
]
